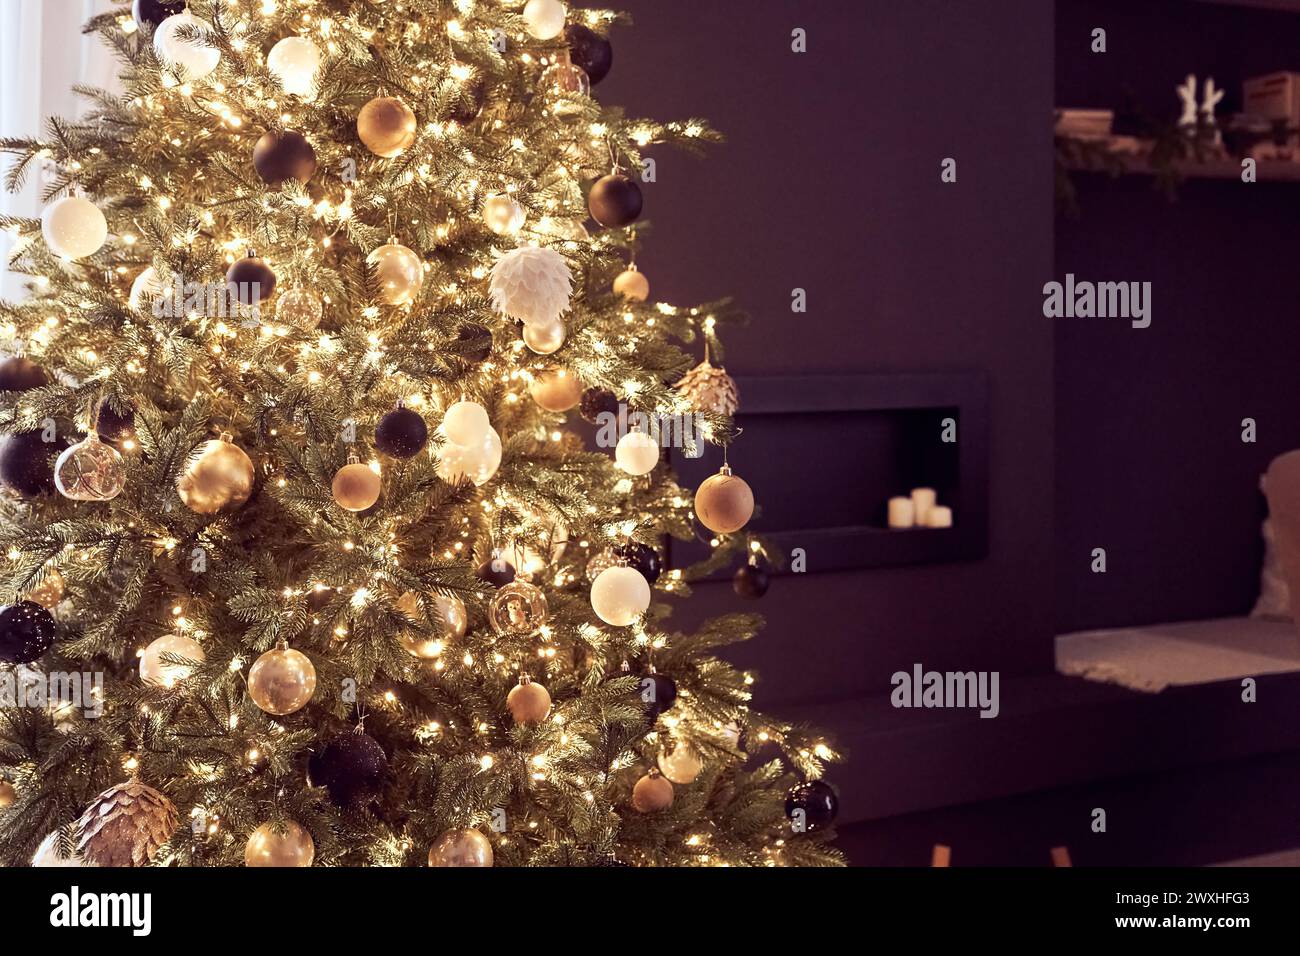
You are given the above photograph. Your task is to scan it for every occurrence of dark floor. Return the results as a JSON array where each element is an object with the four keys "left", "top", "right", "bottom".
[{"left": 834, "top": 749, "right": 1300, "bottom": 866}]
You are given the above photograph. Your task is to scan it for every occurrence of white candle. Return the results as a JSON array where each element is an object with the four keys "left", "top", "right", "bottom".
[
  {"left": 888, "top": 496, "right": 915, "bottom": 528},
  {"left": 911, "top": 487, "right": 937, "bottom": 526},
  {"left": 927, "top": 505, "right": 953, "bottom": 528}
]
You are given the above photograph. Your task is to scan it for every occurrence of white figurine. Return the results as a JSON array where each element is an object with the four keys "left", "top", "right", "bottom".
[
  {"left": 1201, "top": 76, "right": 1225, "bottom": 145},
  {"left": 1177, "top": 74, "right": 1199, "bottom": 130}
]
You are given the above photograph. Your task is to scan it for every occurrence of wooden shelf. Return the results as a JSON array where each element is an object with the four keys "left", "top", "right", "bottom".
[{"left": 1061, "top": 137, "right": 1300, "bottom": 182}]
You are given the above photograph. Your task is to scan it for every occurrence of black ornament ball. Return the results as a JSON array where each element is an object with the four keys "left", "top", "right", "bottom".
[
  {"left": 579, "top": 387, "right": 618, "bottom": 424},
  {"left": 374, "top": 406, "right": 428, "bottom": 458},
  {"left": 308, "top": 730, "right": 388, "bottom": 806},
  {"left": 640, "top": 672, "right": 677, "bottom": 722},
  {"left": 615, "top": 541, "right": 660, "bottom": 585},
  {"left": 0, "top": 428, "right": 71, "bottom": 497},
  {"left": 132, "top": 0, "right": 184, "bottom": 29},
  {"left": 784, "top": 780, "right": 839, "bottom": 833},
  {"left": 476, "top": 555, "right": 517, "bottom": 588},
  {"left": 226, "top": 254, "right": 277, "bottom": 306},
  {"left": 565, "top": 24, "right": 613, "bottom": 85},
  {"left": 733, "top": 563, "right": 769, "bottom": 599},
  {"left": 96, "top": 402, "right": 135, "bottom": 444},
  {"left": 0, "top": 601, "right": 56, "bottom": 664},
  {"left": 253, "top": 130, "right": 318, "bottom": 186},
  {"left": 587, "top": 174, "right": 642, "bottom": 228},
  {"left": 0, "top": 356, "right": 49, "bottom": 392},
  {"left": 455, "top": 323, "right": 493, "bottom": 363},
  {"left": 447, "top": 76, "right": 488, "bottom": 124}
]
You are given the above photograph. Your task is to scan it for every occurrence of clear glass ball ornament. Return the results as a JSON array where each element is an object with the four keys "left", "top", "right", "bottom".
[
  {"left": 488, "top": 580, "right": 549, "bottom": 635},
  {"left": 277, "top": 286, "right": 323, "bottom": 328},
  {"left": 54, "top": 434, "right": 126, "bottom": 501},
  {"left": 541, "top": 59, "right": 590, "bottom": 118}
]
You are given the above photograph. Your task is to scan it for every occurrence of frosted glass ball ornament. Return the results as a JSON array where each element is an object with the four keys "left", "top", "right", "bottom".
[
  {"left": 523, "top": 318, "right": 566, "bottom": 355},
  {"left": 139, "top": 633, "right": 205, "bottom": 687},
  {"left": 54, "top": 434, "right": 126, "bottom": 501},
  {"left": 442, "top": 400, "right": 490, "bottom": 446},
  {"left": 590, "top": 565, "right": 651, "bottom": 627},
  {"left": 614, "top": 431, "right": 659, "bottom": 476},
  {"left": 523, "top": 0, "right": 567, "bottom": 40},
  {"left": 482, "top": 194, "right": 526, "bottom": 236},
  {"left": 267, "top": 36, "right": 321, "bottom": 97},
  {"left": 154, "top": 12, "right": 221, "bottom": 80},
  {"left": 248, "top": 644, "right": 317, "bottom": 715},
  {"left": 436, "top": 425, "right": 502, "bottom": 486},
  {"left": 367, "top": 239, "right": 424, "bottom": 306},
  {"left": 489, "top": 245, "right": 573, "bottom": 326},
  {"left": 41, "top": 196, "right": 108, "bottom": 260}
]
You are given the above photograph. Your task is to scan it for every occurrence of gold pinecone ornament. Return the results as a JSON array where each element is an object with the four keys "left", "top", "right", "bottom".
[
  {"left": 75, "top": 780, "right": 179, "bottom": 867},
  {"left": 675, "top": 360, "right": 739, "bottom": 417}
]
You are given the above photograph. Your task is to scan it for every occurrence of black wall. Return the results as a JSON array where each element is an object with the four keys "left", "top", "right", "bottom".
[
  {"left": 603, "top": 0, "right": 1056, "bottom": 706},
  {"left": 1056, "top": 0, "right": 1300, "bottom": 632}
]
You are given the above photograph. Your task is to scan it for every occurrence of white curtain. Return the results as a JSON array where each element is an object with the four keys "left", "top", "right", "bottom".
[{"left": 0, "top": 0, "right": 122, "bottom": 299}]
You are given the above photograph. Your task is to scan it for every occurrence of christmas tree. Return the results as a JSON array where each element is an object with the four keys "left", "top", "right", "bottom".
[{"left": 0, "top": 0, "right": 841, "bottom": 868}]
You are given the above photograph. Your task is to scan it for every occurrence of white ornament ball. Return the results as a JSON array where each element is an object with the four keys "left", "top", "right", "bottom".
[
  {"left": 523, "top": 0, "right": 567, "bottom": 40},
  {"left": 522, "top": 318, "right": 566, "bottom": 355},
  {"left": 442, "top": 401, "right": 490, "bottom": 446},
  {"left": 41, "top": 196, "right": 108, "bottom": 260},
  {"left": 437, "top": 425, "right": 502, "bottom": 486},
  {"left": 154, "top": 12, "right": 221, "bottom": 80},
  {"left": 267, "top": 36, "right": 321, "bottom": 97},
  {"left": 615, "top": 431, "right": 659, "bottom": 476},
  {"left": 129, "top": 266, "right": 165, "bottom": 310},
  {"left": 483, "top": 194, "right": 526, "bottom": 235},
  {"left": 489, "top": 245, "right": 572, "bottom": 326},
  {"left": 590, "top": 565, "right": 651, "bottom": 627},
  {"left": 32, "top": 831, "right": 95, "bottom": 868},
  {"left": 139, "top": 634, "right": 205, "bottom": 687}
]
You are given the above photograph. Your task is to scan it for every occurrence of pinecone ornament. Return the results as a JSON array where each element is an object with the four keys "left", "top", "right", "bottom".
[
  {"left": 489, "top": 245, "right": 573, "bottom": 326},
  {"left": 676, "top": 360, "right": 739, "bottom": 417},
  {"left": 75, "top": 780, "right": 179, "bottom": 867}
]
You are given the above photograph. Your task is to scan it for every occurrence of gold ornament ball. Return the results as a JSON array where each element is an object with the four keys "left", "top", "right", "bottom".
[
  {"left": 428, "top": 828, "right": 493, "bottom": 867},
  {"left": 368, "top": 240, "right": 424, "bottom": 306},
  {"left": 522, "top": 319, "right": 566, "bottom": 355},
  {"left": 26, "top": 567, "right": 65, "bottom": 608},
  {"left": 357, "top": 95, "right": 417, "bottom": 157},
  {"left": 177, "top": 438, "right": 255, "bottom": 514},
  {"left": 483, "top": 194, "right": 526, "bottom": 235},
  {"left": 139, "top": 633, "right": 205, "bottom": 687},
  {"left": 248, "top": 646, "right": 317, "bottom": 715},
  {"left": 694, "top": 466, "right": 754, "bottom": 534},
  {"left": 398, "top": 591, "right": 467, "bottom": 658},
  {"left": 657, "top": 744, "right": 703, "bottom": 785},
  {"left": 529, "top": 368, "right": 583, "bottom": 412},
  {"left": 632, "top": 771, "right": 674, "bottom": 813},
  {"left": 245, "top": 821, "right": 315, "bottom": 867},
  {"left": 332, "top": 460, "right": 382, "bottom": 512},
  {"left": 506, "top": 677, "right": 552, "bottom": 725},
  {"left": 613, "top": 268, "right": 649, "bottom": 301},
  {"left": 0, "top": 780, "right": 14, "bottom": 808}
]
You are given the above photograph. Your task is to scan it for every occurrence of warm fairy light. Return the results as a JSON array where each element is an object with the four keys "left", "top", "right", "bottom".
[{"left": 479, "top": 754, "right": 494, "bottom": 771}]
